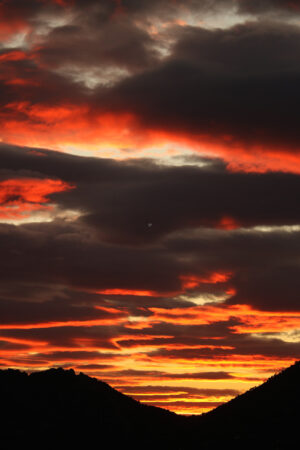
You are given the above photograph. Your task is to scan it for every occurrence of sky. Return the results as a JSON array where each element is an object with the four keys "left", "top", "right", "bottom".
[{"left": 0, "top": 0, "right": 300, "bottom": 415}]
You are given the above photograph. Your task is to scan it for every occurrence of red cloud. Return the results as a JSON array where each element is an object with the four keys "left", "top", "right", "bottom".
[
  {"left": 180, "top": 272, "right": 232, "bottom": 289},
  {"left": 0, "top": 51, "right": 28, "bottom": 62},
  {"left": 96, "top": 271, "right": 233, "bottom": 299},
  {"left": 0, "top": 178, "right": 74, "bottom": 220},
  {"left": 95, "top": 288, "right": 162, "bottom": 297},
  {"left": 3, "top": 102, "right": 300, "bottom": 174}
]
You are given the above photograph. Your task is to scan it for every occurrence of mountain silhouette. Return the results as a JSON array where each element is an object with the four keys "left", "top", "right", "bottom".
[
  {"left": 188, "top": 360, "right": 300, "bottom": 449},
  {"left": 0, "top": 361, "right": 299, "bottom": 449}
]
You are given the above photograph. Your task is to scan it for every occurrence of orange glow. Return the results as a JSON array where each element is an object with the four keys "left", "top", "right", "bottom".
[{"left": 0, "top": 178, "right": 74, "bottom": 220}]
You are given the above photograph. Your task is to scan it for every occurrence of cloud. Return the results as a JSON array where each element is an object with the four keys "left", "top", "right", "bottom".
[
  {"left": 74, "top": 364, "right": 117, "bottom": 370},
  {"left": 35, "top": 20, "right": 159, "bottom": 75},
  {"left": 92, "top": 21, "right": 300, "bottom": 171},
  {"left": 4, "top": 143, "right": 300, "bottom": 241},
  {"left": 148, "top": 334, "right": 300, "bottom": 360},
  {"left": 6, "top": 350, "right": 117, "bottom": 362},
  {"left": 237, "top": 0, "right": 300, "bottom": 16},
  {"left": 1, "top": 0, "right": 300, "bottom": 415},
  {"left": 96, "top": 368, "right": 237, "bottom": 381},
  {"left": 115, "top": 385, "right": 239, "bottom": 396},
  {"left": 0, "top": 298, "right": 123, "bottom": 327},
  {"left": 0, "top": 177, "right": 73, "bottom": 220},
  {"left": 2, "top": 7, "right": 300, "bottom": 171},
  {"left": 2, "top": 145, "right": 300, "bottom": 313}
]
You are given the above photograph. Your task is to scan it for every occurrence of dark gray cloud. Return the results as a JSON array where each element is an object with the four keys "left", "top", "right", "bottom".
[
  {"left": 167, "top": 229, "right": 300, "bottom": 311},
  {"left": 94, "top": 21, "right": 300, "bottom": 153},
  {"left": 0, "top": 298, "right": 124, "bottom": 326},
  {"left": 0, "top": 58, "right": 88, "bottom": 108},
  {"left": 229, "top": 265, "right": 300, "bottom": 310},
  {"left": 0, "top": 326, "right": 119, "bottom": 349},
  {"left": 2, "top": 144, "right": 300, "bottom": 312},
  {"left": 36, "top": 19, "right": 159, "bottom": 73},
  {"left": 173, "top": 21, "right": 300, "bottom": 75},
  {"left": 3, "top": 13, "right": 300, "bottom": 160},
  {"left": 237, "top": 0, "right": 300, "bottom": 16},
  {"left": 3, "top": 143, "right": 300, "bottom": 245},
  {"left": 4, "top": 0, "right": 300, "bottom": 25},
  {"left": 0, "top": 220, "right": 185, "bottom": 293}
]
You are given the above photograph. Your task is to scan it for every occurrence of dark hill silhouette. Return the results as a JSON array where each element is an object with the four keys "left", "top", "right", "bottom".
[
  {"left": 0, "top": 367, "right": 180, "bottom": 449},
  {"left": 188, "top": 360, "right": 300, "bottom": 449},
  {"left": 0, "top": 361, "right": 299, "bottom": 449}
]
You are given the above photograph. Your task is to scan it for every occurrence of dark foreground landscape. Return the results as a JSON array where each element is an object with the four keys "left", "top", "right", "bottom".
[{"left": 1, "top": 361, "right": 299, "bottom": 449}]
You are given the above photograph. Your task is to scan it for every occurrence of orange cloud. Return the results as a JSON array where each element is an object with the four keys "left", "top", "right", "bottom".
[
  {"left": 111, "top": 334, "right": 172, "bottom": 349},
  {"left": 147, "top": 304, "right": 300, "bottom": 332},
  {"left": 1, "top": 102, "right": 142, "bottom": 154},
  {"left": 180, "top": 272, "right": 232, "bottom": 289},
  {"left": 95, "top": 288, "right": 162, "bottom": 297},
  {"left": 2, "top": 97, "right": 300, "bottom": 174},
  {"left": 96, "top": 271, "right": 233, "bottom": 299},
  {"left": 230, "top": 310, "right": 300, "bottom": 334},
  {"left": 0, "top": 178, "right": 74, "bottom": 220},
  {"left": 0, "top": 318, "right": 126, "bottom": 331}
]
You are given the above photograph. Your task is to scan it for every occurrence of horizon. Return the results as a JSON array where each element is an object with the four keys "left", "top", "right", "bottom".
[{"left": 0, "top": 0, "right": 300, "bottom": 415}]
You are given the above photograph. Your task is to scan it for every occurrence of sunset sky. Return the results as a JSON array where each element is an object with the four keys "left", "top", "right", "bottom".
[{"left": 1, "top": 0, "right": 300, "bottom": 415}]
